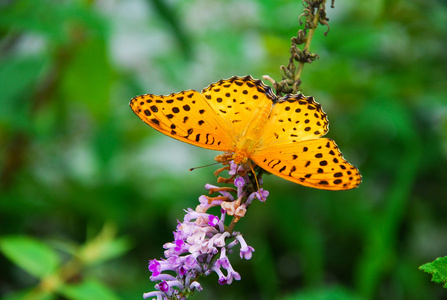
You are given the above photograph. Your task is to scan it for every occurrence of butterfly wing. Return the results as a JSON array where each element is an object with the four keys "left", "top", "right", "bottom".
[
  {"left": 260, "top": 94, "right": 329, "bottom": 146},
  {"left": 252, "top": 94, "right": 361, "bottom": 190},
  {"left": 130, "top": 90, "right": 235, "bottom": 150},
  {"left": 253, "top": 138, "right": 362, "bottom": 190},
  {"left": 200, "top": 75, "right": 276, "bottom": 139},
  {"left": 130, "top": 76, "right": 276, "bottom": 151}
]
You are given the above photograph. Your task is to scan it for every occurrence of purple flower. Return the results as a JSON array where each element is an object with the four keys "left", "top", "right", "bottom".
[
  {"left": 236, "top": 235, "right": 255, "bottom": 260},
  {"left": 208, "top": 215, "right": 219, "bottom": 227},
  {"left": 144, "top": 204, "right": 255, "bottom": 299},
  {"left": 143, "top": 290, "right": 166, "bottom": 300},
  {"left": 234, "top": 177, "right": 245, "bottom": 188},
  {"left": 158, "top": 281, "right": 169, "bottom": 293},
  {"left": 189, "top": 281, "right": 202, "bottom": 292},
  {"left": 143, "top": 159, "right": 263, "bottom": 299},
  {"left": 228, "top": 161, "right": 242, "bottom": 175},
  {"left": 225, "top": 264, "right": 241, "bottom": 285},
  {"left": 215, "top": 248, "right": 230, "bottom": 269},
  {"left": 255, "top": 188, "right": 269, "bottom": 202},
  {"left": 148, "top": 259, "right": 161, "bottom": 276},
  {"left": 212, "top": 266, "right": 228, "bottom": 285}
]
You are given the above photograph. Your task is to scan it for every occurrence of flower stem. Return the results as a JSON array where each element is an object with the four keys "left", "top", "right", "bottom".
[
  {"left": 271, "top": 0, "right": 331, "bottom": 96},
  {"left": 227, "top": 218, "right": 237, "bottom": 233},
  {"left": 294, "top": 4, "right": 323, "bottom": 84}
]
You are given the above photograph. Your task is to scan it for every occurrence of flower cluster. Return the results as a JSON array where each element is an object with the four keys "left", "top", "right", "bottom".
[{"left": 143, "top": 161, "right": 267, "bottom": 300}]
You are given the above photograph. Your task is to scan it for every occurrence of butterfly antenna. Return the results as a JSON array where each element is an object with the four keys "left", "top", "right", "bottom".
[{"left": 189, "top": 161, "right": 221, "bottom": 171}]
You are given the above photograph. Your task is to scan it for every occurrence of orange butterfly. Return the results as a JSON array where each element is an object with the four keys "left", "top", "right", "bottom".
[{"left": 130, "top": 76, "right": 361, "bottom": 190}]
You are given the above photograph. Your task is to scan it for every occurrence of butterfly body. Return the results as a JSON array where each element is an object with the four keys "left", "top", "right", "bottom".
[
  {"left": 130, "top": 76, "right": 361, "bottom": 190},
  {"left": 231, "top": 101, "right": 271, "bottom": 164}
]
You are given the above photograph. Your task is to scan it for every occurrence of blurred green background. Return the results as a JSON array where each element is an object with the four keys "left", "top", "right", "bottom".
[{"left": 1, "top": 0, "right": 447, "bottom": 299}]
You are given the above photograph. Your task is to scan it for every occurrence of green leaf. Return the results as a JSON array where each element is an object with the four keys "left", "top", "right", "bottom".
[
  {"left": 58, "top": 279, "right": 120, "bottom": 300},
  {"left": 419, "top": 256, "right": 447, "bottom": 288},
  {"left": 0, "top": 236, "right": 60, "bottom": 278},
  {"left": 82, "top": 236, "right": 132, "bottom": 266},
  {"left": 79, "top": 224, "right": 132, "bottom": 266}
]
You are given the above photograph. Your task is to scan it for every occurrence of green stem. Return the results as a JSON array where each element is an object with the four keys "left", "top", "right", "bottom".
[{"left": 294, "top": 3, "right": 323, "bottom": 84}]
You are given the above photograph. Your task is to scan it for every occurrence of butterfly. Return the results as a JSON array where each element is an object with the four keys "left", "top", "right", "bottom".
[{"left": 130, "top": 75, "right": 361, "bottom": 190}]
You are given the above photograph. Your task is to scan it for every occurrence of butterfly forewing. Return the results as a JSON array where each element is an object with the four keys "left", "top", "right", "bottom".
[
  {"left": 201, "top": 76, "right": 276, "bottom": 139},
  {"left": 130, "top": 90, "right": 233, "bottom": 151}
]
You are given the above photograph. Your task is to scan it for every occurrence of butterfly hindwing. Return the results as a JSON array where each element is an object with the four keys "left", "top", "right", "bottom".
[
  {"left": 260, "top": 94, "right": 329, "bottom": 148},
  {"left": 252, "top": 138, "right": 362, "bottom": 190}
]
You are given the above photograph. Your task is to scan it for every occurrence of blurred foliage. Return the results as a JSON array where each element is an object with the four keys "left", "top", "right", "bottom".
[
  {"left": 420, "top": 256, "right": 447, "bottom": 289},
  {"left": 0, "top": 224, "right": 130, "bottom": 300},
  {"left": 0, "top": 0, "right": 446, "bottom": 299}
]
